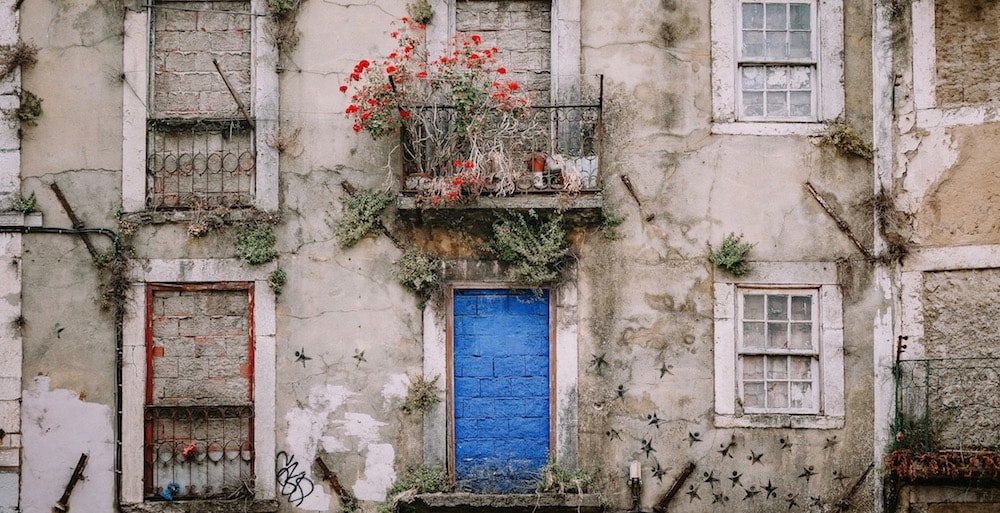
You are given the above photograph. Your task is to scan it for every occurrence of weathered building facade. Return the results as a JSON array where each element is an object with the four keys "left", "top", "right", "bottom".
[{"left": 0, "top": 0, "right": 995, "bottom": 512}]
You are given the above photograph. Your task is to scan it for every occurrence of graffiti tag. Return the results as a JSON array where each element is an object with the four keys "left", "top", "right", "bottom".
[{"left": 276, "top": 451, "right": 315, "bottom": 506}]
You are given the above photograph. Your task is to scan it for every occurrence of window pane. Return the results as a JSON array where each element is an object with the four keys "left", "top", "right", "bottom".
[
  {"left": 790, "top": 295, "right": 812, "bottom": 320},
  {"left": 790, "top": 323, "right": 812, "bottom": 349},
  {"left": 765, "top": 3, "right": 787, "bottom": 30},
  {"left": 788, "top": 66, "right": 812, "bottom": 89},
  {"left": 742, "top": 92, "right": 764, "bottom": 116},
  {"left": 766, "top": 356, "right": 788, "bottom": 379},
  {"left": 742, "top": 3, "right": 764, "bottom": 29},
  {"left": 743, "top": 30, "right": 765, "bottom": 57},
  {"left": 767, "top": 322, "right": 789, "bottom": 348},
  {"left": 744, "top": 356, "right": 765, "bottom": 379},
  {"left": 743, "top": 293, "right": 766, "bottom": 318},
  {"left": 766, "top": 91, "right": 787, "bottom": 116},
  {"left": 766, "top": 294, "right": 788, "bottom": 320},
  {"left": 766, "top": 67, "right": 790, "bottom": 90},
  {"left": 767, "top": 382, "right": 789, "bottom": 408},
  {"left": 744, "top": 382, "right": 765, "bottom": 408},
  {"left": 744, "top": 321, "right": 766, "bottom": 348},
  {"left": 789, "top": 356, "right": 813, "bottom": 379},
  {"left": 789, "top": 3, "right": 811, "bottom": 30},
  {"left": 788, "top": 31, "right": 811, "bottom": 58},
  {"left": 790, "top": 382, "right": 814, "bottom": 409},
  {"left": 765, "top": 31, "right": 787, "bottom": 59}
]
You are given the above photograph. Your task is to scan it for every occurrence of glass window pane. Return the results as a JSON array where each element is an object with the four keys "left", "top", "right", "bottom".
[
  {"left": 765, "top": 3, "right": 787, "bottom": 30},
  {"left": 742, "top": 91, "right": 764, "bottom": 117},
  {"left": 766, "top": 91, "right": 787, "bottom": 116},
  {"left": 789, "top": 356, "right": 813, "bottom": 379},
  {"left": 742, "top": 3, "right": 764, "bottom": 29},
  {"left": 743, "top": 356, "right": 765, "bottom": 379},
  {"left": 744, "top": 382, "right": 765, "bottom": 408},
  {"left": 789, "top": 3, "right": 811, "bottom": 30},
  {"left": 743, "top": 30, "right": 765, "bottom": 57},
  {"left": 790, "top": 323, "right": 812, "bottom": 349},
  {"left": 789, "top": 91, "right": 811, "bottom": 116},
  {"left": 790, "top": 295, "right": 812, "bottom": 320},
  {"left": 766, "top": 357, "right": 788, "bottom": 379},
  {"left": 766, "top": 294, "right": 788, "bottom": 320},
  {"left": 790, "top": 382, "right": 814, "bottom": 409},
  {"left": 788, "top": 31, "right": 811, "bottom": 58},
  {"left": 766, "top": 67, "right": 790, "bottom": 90},
  {"left": 743, "top": 293, "right": 766, "bottom": 318},
  {"left": 767, "top": 322, "right": 789, "bottom": 348},
  {"left": 767, "top": 382, "right": 789, "bottom": 408},
  {"left": 744, "top": 322, "right": 766, "bottom": 348},
  {"left": 765, "top": 31, "right": 787, "bottom": 59},
  {"left": 788, "top": 66, "right": 813, "bottom": 89}
]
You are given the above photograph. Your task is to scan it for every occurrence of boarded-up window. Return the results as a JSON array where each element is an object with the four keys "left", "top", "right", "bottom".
[
  {"left": 145, "top": 284, "right": 254, "bottom": 500},
  {"left": 935, "top": 0, "right": 1000, "bottom": 106}
]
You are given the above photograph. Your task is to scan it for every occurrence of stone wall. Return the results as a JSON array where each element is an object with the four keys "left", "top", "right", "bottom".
[
  {"left": 456, "top": 0, "right": 551, "bottom": 97},
  {"left": 934, "top": 0, "right": 1000, "bottom": 106}
]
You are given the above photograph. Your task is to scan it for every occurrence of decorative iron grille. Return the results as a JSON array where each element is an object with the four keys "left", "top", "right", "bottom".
[
  {"left": 146, "top": 119, "right": 256, "bottom": 209},
  {"left": 144, "top": 404, "right": 254, "bottom": 500},
  {"left": 894, "top": 358, "right": 1000, "bottom": 453},
  {"left": 400, "top": 75, "right": 603, "bottom": 195}
]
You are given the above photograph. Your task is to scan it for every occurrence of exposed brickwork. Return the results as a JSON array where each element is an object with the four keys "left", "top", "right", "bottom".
[
  {"left": 935, "top": 0, "right": 1000, "bottom": 106},
  {"left": 150, "top": 288, "right": 251, "bottom": 406},
  {"left": 456, "top": 0, "right": 551, "bottom": 99},
  {"left": 152, "top": 1, "right": 252, "bottom": 118}
]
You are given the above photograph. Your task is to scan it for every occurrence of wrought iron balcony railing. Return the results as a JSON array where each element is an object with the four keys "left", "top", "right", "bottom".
[{"left": 144, "top": 404, "right": 254, "bottom": 500}]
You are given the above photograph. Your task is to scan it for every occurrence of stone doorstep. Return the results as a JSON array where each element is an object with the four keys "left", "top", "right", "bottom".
[
  {"left": 120, "top": 499, "right": 278, "bottom": 513},
  {"left": 398, "top": 492, "right": 604, "bottom": 513}
]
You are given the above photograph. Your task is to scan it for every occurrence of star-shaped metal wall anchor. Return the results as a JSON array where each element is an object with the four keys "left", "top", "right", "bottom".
[
  {"left": 659, "top": 362, "right": 674, "bottom": 378},
  {"left": 729, "top": 471, "right": 742, "bottom": 488},
  {"left": 703, "top": 471, "right": 719, "bottom": 486},
  {"left": 685, "top": 485, "right": 701, "bottom": 502},
  {"left": 779, "top": 437, "right": 793, "bottom": 450},
  {"left": 809, "top": 496, "right": 823, "bottom": 507},
  {"left": 786, "top": 494, "right": 798, "bottom": 510},
  {"left": 353, "top": 348, "right": 366, "bottom": 367},
  {"left": 606, "top": 428, "right": 622, "bottom": 441},
  {"left": 719, "top": 440, "right": 736, "bottom": 458},
  {"left": 590, "top": 353, "right": 609, "bottom": 375},
  {"left": 294, "top": 348, "right": 311, "bottom": 367},
  {"left": 764, "top": 480, "right": 778, "bottom": 499},
  {"left": 833, "top": 470, "right": 851, "bottom": 485},
  {"left": 748, "top": 450, "right": 763, "bottom": 465},
  {"left": 652, "top": 462, "right": 667, "bottom": 482},
  {"left": 742, "top": 486, "right": 760, "bottom": 501},
  {"left": 641, "top": 439, "right": 656, "bottom": 457},
  {"left": 798, "top": 466, "right": 816, "bottom": 483},
  {"left": 711, "top": 492, "right": 728, "bottom": 504},
  {"left": 647, "top": 413, "right": 662, "bottom": 428},
  {"left": 614, "top": 384, "right": 627, "bottom": 400},
  {"left": 824, "top": 435, "right": 839, "bottom": 449},
  {"left": 687, "top": 431, "right": 702, "bottom": 446}
]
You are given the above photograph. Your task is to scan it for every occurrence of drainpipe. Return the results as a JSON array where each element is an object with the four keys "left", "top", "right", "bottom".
[{"left": 0, "top": 224, "right": 124, "bottom": 513}]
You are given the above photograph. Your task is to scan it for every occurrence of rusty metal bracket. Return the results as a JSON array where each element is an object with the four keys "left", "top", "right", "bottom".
[
  {"left": 804, "top": 182, "right": 874, "bottom": 262},
  {"left": 49, "top": 183, "right": 99, "bottom": 261},
  {"left": 652, "top": 461, "right": 695, "bottom": 513},
  {"left": 833, "top": 463, "right": 874, "bottom": 512},
  {"left": 315, "top": 456, "right": 358, "bottom": 512},
  {"left": 620, "top": 174, "right": 655, "bottom": 222},
  {"left": 213, "top": 58, "right": 256, "bottom": 129},
  {"left": 53, "top": 453, "right": 88, "bottom": 513}
]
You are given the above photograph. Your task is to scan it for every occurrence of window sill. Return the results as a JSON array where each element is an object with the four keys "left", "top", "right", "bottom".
[
  {"left": 715, "top": 414, "right": 844, "bottom": 429},
  {"left": 396, "top": 192, "right": 603, "bottom": 225},
  {"left": 711, "top": 121, "right": 826, "bottom": 136},
  {"left": 121, "top": 499, "right": 278, "bottom": 513},
  {"left": 397, "top": 492, "right": 604, "bottom": 513}
]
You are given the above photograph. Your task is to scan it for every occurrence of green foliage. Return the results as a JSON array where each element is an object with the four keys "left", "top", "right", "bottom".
[
  {"left": 9, "top": 192, "right": 36, "bottom": 213},
  {"left": 13, "top": 88, "right": 42, "bottom": 125},
  {"left": 377, "top": 465, "right": 450, "bottom": 513},
  {"left": 0, "top": 40, "right": 38, "bottom": 81},
  {"left": 267, "top": 0, "right": 300, "bottom": 17},
  {"left": 816, "top": 121, "right": 875, "bottom": 161},
  {"left": 235, "top": 224, "right": 278, "bottom": 265},
  {"left": 268, "top": 268, "right": 287, "bottom": 295},
  {"left": 406, "top": 0, "right": 434, "bottom": 25},
  {"left": 401, "top": 374, "right": 441, "bottom": 415},
  {"left": 336, "top": 188, "right": 393, "bottom": 249},
  {"left": 710, "top": 233, "right": 754, "bottom": 276},
  {"left": 537, "top": 458, "right": 597, "bottom": 494},
  {"left": 393, "top": 248, "right": 442, "bottom": 305},
  {"left": 485, "top": 210, "right": 569, "bottom": 288},
  {"left": 599, "top": 206, "right": 626, "bottom": 240}
]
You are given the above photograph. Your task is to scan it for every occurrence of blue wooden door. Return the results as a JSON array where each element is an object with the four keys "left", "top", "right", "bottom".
[{"left": 452, "top": 289, "right": 550, "bottom": 493}]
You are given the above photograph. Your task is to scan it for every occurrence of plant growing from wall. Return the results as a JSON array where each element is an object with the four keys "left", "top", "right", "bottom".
[
  {"left": 268, "top": 0, "right": 302, "bottom": 56},
  {"left": 599, "top": 205, "right": 626, "bottom": 240},
  {"left": 377, "top": 464, "right": 450, "bottom": 513},
  {"left": 400, "top": 374, "right": 441, "bottom": 414},
  {"left": 335, "top": 188, "right": 394, "bottom": 248},
  {"left": 9, "top": 88, "right": 42, "bottom": 125},
  {"left": 815, "top": 121, "right": 875, "bottom": 161},
  {"left": 0, "top": 40, "right": 38, "bottom": 80},
  {"left": 9, "top": 192, "right": 36, "bottom": 213},
  {"left": 484, "top": 210, "right": 569, "bottom": 288},
  {"left": 392, "top": 247, "right": 442, "bottom": 306},
  {"left": 536, "top": 458, "right": 597, "bottom": 494},
  {"left": 710, "top": 232, "right": 754, "bottom": 276},
  {"left": 406, "top": 0, "right": 434, "bottom": 25},
  {"left": 235, "top": 224, "right": 278, "bottom": 265},
  {"left": 267, "top": 268, "right": 287, "bottom": 295}
]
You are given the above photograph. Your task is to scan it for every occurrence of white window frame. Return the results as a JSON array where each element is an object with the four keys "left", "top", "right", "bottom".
[
  {"left": 711, "top": 0, "right": 844, "bottom": 135},
  {"left": 714, "top": 262, "right": 844, "bottom": 429}
]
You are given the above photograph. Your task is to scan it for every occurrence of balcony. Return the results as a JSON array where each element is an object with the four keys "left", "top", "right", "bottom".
[
  {"left": 889, "top": 358, "right": 1000, "bottom": 482},
  {"left": 396, "top": 75, "right": 604, "bottom": 224}
]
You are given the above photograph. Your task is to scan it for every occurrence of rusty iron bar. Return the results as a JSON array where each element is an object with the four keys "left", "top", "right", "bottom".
[
  {"left": 315, "top": 456, "right": 358, "bottom": 511},
  {"left": 52, "top": 453, "right": 88, "bottom": 513},
  {"left": 804, "top": 182, "right": 874, "bottom": 262},
  {"left": 49, "top": 183, "right": 100, "bottom": 261},
  {"left": 212, "top": 58, "right": 255, "bottom": 129},
  {"left": 340, "top": 180, "right": 404, "bottom": 249},
  {"left": 652, "top": 461, "right": 696, "bottom": 513},
  {"left": 833, "top": 463, "right": 873, "bottom": 512},
  {"left": 620, "top": 174, "right": 655, "bottom": 222}
]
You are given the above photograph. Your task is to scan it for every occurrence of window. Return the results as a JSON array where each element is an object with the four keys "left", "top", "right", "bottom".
[
  {"left": 713, "top": 263, "right": 844, "bottom": 428},
  {"left": 710, "top": 0, "right": 844, "bottom": 133}
]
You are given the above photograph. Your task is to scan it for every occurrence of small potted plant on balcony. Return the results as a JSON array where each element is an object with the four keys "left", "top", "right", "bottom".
[{"left": 341, "top": 18, "right": 544, "bottom": 206}]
